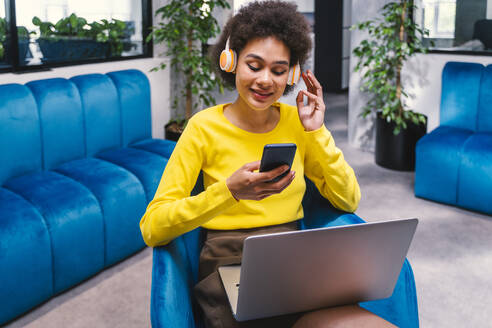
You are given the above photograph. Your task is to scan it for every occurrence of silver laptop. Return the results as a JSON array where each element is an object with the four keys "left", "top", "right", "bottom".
[{"left": 218, "top": 218, "right": 418, "bottom": 322}]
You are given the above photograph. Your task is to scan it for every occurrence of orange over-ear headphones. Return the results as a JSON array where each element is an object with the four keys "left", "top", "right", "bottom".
[
  {"left": 287, "top": 62, "right": 301, "bottom": 86},
  {"left": 219, "top": 36, "right": 301, "bottom": 86},
  {"left": 219, "top": 37, "right": 237, "bottom": 73}
]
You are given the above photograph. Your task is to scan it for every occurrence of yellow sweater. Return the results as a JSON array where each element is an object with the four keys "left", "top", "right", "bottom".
[{"left": 140, "top": 103, "right": 361, "bottom": 247}]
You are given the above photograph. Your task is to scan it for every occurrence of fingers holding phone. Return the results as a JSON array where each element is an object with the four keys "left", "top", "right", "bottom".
[
  {"left": 226, "top": 161, "right": 295, "bottom": 201},
  {"left": 256, "top": 168, "right": 296, "bottom": 200},
  {"left": 226, "top": 144, "right": 297, "bottom": 201}
]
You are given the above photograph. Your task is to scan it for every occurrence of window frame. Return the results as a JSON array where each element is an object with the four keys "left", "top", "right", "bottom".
[{"left": 0, "top": 0, "right": 153, "bottom": 74}]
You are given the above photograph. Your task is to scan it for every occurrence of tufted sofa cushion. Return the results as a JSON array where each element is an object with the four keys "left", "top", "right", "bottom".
[
  {"left": 457, "top": 132, "right": 492, "bottom": 214},
  {"left": 0, "top": 188, "right": 53, "bottom": 324},
  {"left": 0, "top": 84, "right": 42, "bottom": 185},
  {"left": 439, "top": 62, "right": 483, "bottom": 131},
  {"left": 414, "top": 126, "right": 473, "bottom": 204}
]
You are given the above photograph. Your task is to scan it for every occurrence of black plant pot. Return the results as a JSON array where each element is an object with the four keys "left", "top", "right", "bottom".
[
  {"left": 375, "top": 113, "right": 427, "bottom": 171},
  {"left": 164, "top": 122, "right": 182, "bottom": 142}
]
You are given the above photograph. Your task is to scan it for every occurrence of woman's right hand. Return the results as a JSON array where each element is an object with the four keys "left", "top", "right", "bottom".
[{"left": 226, "top": 161, "right": 296, "bottom": 201}]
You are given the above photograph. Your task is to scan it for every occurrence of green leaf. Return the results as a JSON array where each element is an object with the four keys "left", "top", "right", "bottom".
[{"left": 32, "top": 16, "right": 42, "bottom": 25}]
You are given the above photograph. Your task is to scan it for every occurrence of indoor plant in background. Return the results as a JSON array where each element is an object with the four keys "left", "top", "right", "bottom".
[
  {"left": 148, "top": 0, "right": 230, "bottom": 141},
  {"left": 352, "top": 0, "right": 431, "bottom": 171},
  {"left": 32, "top": 13, "right": 127, "bottom": 63}
]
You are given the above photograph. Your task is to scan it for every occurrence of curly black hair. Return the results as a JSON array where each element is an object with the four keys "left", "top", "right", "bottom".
[{"left": 210, "top": 0, "right": 312, "bottom": 95}]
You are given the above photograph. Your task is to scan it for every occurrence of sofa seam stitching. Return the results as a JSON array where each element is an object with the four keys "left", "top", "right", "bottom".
[
  {"left": 106, "top": 74, "right": 124, "bottom": 148},
  {"left": 27, "top": 85, "right": 46, "bottom": 170},
  {"left": 74, "top": 81, "right": 88, "bottom": 159}
]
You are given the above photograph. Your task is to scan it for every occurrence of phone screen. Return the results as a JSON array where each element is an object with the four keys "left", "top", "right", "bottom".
[{"left": 259, "top": 143, "right": 297, "bottom": 182}]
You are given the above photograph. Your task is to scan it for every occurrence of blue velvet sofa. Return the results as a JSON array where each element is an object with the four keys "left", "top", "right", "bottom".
[
  {"left": 151, "top": 178, "right": 420, "bottom": 328},
  {"left": 415, "top": 62, "right": 492, "bottom": 214},
  {"left": 0, "top": 69, "right": 175, "bottom": 325}
]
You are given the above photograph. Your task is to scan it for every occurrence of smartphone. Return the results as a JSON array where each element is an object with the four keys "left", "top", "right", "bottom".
[{"left": 259, "top": 143, "right": 297, "bottom": 183}]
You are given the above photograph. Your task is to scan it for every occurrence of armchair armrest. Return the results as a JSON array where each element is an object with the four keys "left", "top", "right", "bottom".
[
  {"left": 151, "top": 237, "right": 197, "bottom": 328},
  {"left": 300, "top": 178, "right": 364, "bottom": 230}
]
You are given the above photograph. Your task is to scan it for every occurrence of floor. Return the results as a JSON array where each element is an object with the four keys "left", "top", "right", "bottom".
[{"left": 4, "top": 92, "right": 492, "bottom": 328}]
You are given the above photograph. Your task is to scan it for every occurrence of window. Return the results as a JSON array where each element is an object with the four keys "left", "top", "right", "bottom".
[
  {"left": 414, "top": 0, "right": 492, "bottom": 55},
  {"left": 1, "top": 0, "right": 152, "bottom": 72},
  {"left": 421, "top": 0, "right": 456, "bottom": 39}
]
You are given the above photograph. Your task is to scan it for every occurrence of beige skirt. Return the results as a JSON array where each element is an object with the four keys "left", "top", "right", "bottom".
[{"left": 193, "top": 221, "right": 303, "bottom": 328}]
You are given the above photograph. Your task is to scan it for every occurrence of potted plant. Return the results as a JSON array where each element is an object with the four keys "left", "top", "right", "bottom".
[
  {"left": 88, "top": 18, "right": 127, "bottom": 57},
  {"left": 352, "top": 1, "right": 431, "bottom": 171},
  {"left": 32, "top": 13, "right": 127, "bottom": 63},
  {"left": 148, "top": 0, "right": 230, "bottom": 141}
]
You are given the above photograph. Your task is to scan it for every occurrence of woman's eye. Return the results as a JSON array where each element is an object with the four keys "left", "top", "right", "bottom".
[
  {"left": 273, "top": 70, "right": 287, "bottom": 76},
  {"left": 247, "top": 64, "right": 260, "bottom": 72}
]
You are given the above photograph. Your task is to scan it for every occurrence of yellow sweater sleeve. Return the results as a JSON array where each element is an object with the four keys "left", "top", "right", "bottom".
[
  {"left": 139, "top": 118, "right": 238, "bottom": 247},
  {"left": 304, "top": 124, "right": 361, "bottom": 212}
]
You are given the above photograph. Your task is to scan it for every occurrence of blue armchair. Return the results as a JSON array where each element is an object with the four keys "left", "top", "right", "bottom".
[
  {"left": 150, "top": 178, "right": 419, "bottom": 328},
  {"left": 415, "top": 62, "right": 492, "bottom": 214}
]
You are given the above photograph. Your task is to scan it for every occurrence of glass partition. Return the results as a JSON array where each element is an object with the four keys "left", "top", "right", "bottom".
[
  {"left": 414, "top": 0, "right": 492, "bottom": 55},
  {"left": 14, "top": 0, "right": 144, "bottom": 66}
]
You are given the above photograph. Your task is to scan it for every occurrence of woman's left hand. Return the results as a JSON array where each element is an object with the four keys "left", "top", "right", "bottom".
[{"left": 295, "top": 70, "right": 325, "bottom": 131}]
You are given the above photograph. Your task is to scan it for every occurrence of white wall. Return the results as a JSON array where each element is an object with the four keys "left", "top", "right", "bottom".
[
  {"left": 0, "top": 58, "right": 171, "bottom": 140},
  {"left": 488, "top": 0, "right": 492, "bottom": 18}
]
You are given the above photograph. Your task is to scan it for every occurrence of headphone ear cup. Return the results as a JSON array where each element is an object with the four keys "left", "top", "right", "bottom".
[
  {"left": 220, "top": 49, "right": 237, "bottom": 72},
  {"left": 229, "top": 49, "right": 237, "bottom": 72},
  {"left": 287, "top": 63, "right": 301, "bottom": 86}
]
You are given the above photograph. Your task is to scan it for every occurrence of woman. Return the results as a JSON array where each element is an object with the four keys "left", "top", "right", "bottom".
[{"left": 140, "top": 1, "right": 396, "bottom": 327}]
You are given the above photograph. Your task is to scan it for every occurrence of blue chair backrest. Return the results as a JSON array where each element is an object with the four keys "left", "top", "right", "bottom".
[
  {"left": 107, "top": 69, "right": 151, "bottom": 146},
  {"left": 477, "top": 65, "right": 492, "bottom": 132},
  {"left": 440, "top": 62, "right": 484, "bottom": 131},
  {"left": 70, "top": 74, "right": 122, "bottom": 156},
  {"left": 0, "top": 84, "right": 42, "bottom": 185},
  {"left": 26, "top": 78, "right": 85, "bottom": 170}
]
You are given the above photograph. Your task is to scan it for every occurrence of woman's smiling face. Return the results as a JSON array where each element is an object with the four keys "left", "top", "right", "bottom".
[{"left": 235, "top": 36, "right": 291, "bottom": 111}]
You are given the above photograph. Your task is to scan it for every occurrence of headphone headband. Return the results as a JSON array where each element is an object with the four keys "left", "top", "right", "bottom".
[
  {"left": 225, "top": 37, "right": 230, "bottom": 51},
  {"left": 287, "top": 62, "right": 301, "bottom": 86}
]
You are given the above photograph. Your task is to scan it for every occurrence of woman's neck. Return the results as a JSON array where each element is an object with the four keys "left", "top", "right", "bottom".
[{"left": 224, "top": 96, "right": 280, "bottom": 133}]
